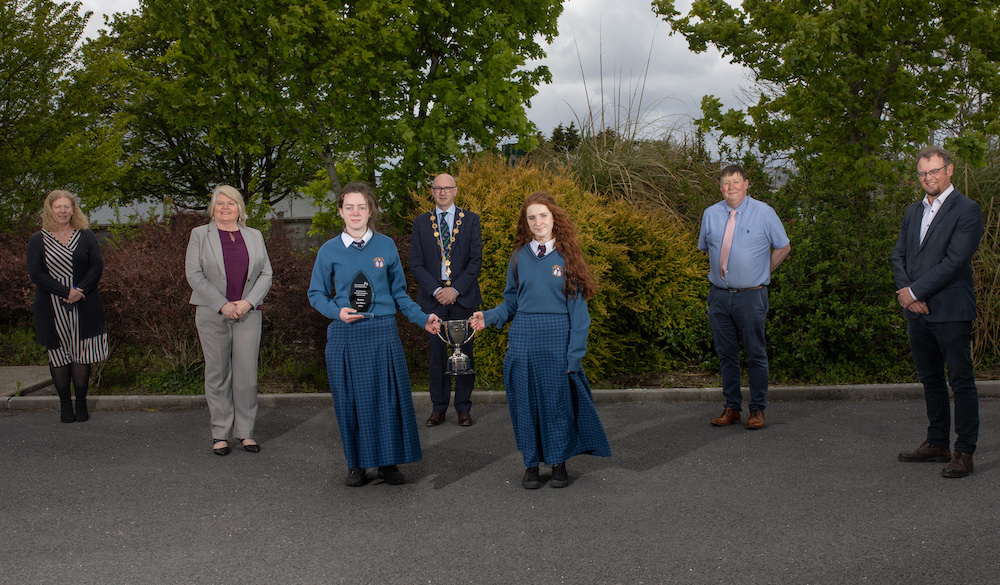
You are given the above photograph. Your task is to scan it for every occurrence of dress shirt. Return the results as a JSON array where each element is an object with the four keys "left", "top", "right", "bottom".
[
  {"left": 436, "top": 204, "right": 456, "bottom": 281},
  {"left": 920, "top": 185, "right": 954, "bottom": 244},
  {"left": 698, "top": 196, "right": 789, "bottom": 290}
]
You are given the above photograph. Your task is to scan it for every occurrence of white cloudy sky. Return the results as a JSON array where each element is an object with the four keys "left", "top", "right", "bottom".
[{"left": 79, "top": 0, "right": 750, "bottom": 141}]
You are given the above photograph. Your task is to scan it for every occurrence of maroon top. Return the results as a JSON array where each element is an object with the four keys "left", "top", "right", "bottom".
[{"left": 219, "top": 229, "right": 249, "bottom": 302}]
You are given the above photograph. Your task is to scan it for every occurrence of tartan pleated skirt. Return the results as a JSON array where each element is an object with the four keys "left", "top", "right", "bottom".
[
  {"left": 503, "top": 313, "right": 611, "bottom": 466},
  {"left": 325, "top": 315, "right": 422, "bottom": 469}
]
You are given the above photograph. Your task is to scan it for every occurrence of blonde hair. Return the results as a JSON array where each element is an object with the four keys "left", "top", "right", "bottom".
[
  {"left": 41, "top": 190, "right": 89, "bottom": 232},
  {"left": 207, "top": 185, "right": 248, "bottom": 225}
]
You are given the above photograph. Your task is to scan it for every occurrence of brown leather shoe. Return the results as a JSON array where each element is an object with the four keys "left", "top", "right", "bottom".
[
  {"left": 425, "top": 411, "right": 446, "bottom": 426},
  {"left": 942, "top": 450, "right": 974, "bottom": 478},
  {"left": 710, "top": 407, "right": 741, "bottom": 427},
  {"left": 898, "top": 441, "right": 951, "bottom": 462},
  {"left": 746, "top": 410, "right": 765, "bottom": 430},
  {"left": 457, "top": 411, "right": 474, "bottom": 426}
]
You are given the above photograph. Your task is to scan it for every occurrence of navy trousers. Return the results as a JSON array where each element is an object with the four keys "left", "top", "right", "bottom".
[
  {"left": 427, "top": 303, "right": 475, "bottom": 413},
  {"left": 907, "top": 318, "right": 979, "bottom": 454},
  {"left": 707, "top": 285, "right": 769, "bottom": 412}
]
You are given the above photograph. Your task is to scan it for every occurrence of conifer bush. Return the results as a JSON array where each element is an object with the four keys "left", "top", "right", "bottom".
[{"left": 412, "top": 154, "right": 709, "bottom": 384}]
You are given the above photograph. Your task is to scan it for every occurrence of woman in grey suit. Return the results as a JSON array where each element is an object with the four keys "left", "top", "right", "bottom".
[{"left": 185, "top": 185, "right": 273, "bottom": 456}]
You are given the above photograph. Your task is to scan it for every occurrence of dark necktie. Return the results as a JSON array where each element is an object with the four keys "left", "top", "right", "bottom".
[
  {"left": 537, "top": 244, "right": 546, "bottom": 258},
  {"left": 439, "top": 211, "right": 451, "bottom": 247},
  {"left": 353, "top": 240, "right": 364, "bottom": 250}
]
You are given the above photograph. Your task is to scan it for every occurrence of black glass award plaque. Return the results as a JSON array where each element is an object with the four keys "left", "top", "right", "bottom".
[{"left": 349, "top": 270, "right": 374, "bottom": 317}]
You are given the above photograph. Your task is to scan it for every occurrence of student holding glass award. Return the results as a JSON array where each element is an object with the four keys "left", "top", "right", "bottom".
[{"left": 308, "top": 183, "right": 441, "bottom": 487}]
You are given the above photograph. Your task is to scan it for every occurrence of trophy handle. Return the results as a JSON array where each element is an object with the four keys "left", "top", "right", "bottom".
[{"left": 462, "top": 327, "right": 476, "bottom": 346}]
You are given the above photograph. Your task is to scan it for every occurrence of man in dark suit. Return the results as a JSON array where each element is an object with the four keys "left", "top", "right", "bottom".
[
  {"left": 893, "top": 146, "right": 983, "bottom": 478},
  {"left": 410, "top": 173, "right": 483, "bottom": 426}
]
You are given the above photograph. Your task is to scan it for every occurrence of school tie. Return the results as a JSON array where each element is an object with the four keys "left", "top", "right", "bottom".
[
  {"left": 439, "top": 212, "right": 451, "bottom": 247},
  {"left": 719, "top": 209, "right": 737, "bottom": 280},
  {"left": 537, "top": 244, "right": 546, "bottom": 258},
  {"left": 353, "top": 240, "right": 364, "bottom": 250}
]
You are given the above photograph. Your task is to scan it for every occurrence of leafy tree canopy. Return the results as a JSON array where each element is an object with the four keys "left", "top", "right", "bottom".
[
  {"left": 99, "top": 0, "right": 563, "bottom": 216},
  {"left": 0, "top": 0, "right": 127, "bottom": 228},
  {"left": 653, "top": 0, "right": 1000, "bottom": 195}
]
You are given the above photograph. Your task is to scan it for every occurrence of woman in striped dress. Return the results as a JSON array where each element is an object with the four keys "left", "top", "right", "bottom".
[
  {"left": 470, "top": 191, "right": 610, "bottom": 489},
  {"left": 27, "top": 190, "right": 109, "bottom": 423}
]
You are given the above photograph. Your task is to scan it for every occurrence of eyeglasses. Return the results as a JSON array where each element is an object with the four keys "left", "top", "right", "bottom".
[
  {"left": 917, "top": 166, "right": 946, "bottom": 179},
  {"left": 431, "top": 186, "right": 456, "bottom": 192}
]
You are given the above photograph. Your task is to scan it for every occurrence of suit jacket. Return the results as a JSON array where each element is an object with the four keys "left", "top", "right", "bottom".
[
  {"left": 409, "top": 208, "right": 483, "bottom": 311},
  {"left": 891, "top": 189, "right": 983, "bottom": 322},
  {"left": 186, "top": 222, "right": 273, "bottom": 311}
]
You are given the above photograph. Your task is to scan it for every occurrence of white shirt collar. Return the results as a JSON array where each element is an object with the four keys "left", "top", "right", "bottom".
[
  {"left": 436, "top": 204, "right": 457, "bottom": 223},
  {"left": 530, "top": 239, "right": 556, "bottom": 256},
  {"left": 923, "top": 185, "right": 955, "bottom": 209},
  {"left": 340, "top": 229, "right": 373, "bottom": 248}
]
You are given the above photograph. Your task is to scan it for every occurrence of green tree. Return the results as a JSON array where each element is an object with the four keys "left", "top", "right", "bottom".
[
  {"left": 97, "top": 2, "right": 318, "bottom": 213},
  {"left": 653, "top": 0, "right": 1000, "bottom": 198},
  {"left": 550, "top": 122, "right": 580, "bottom": 154},
  {"left": 100, "top": 0, "right": 562, "bottom": 215},
  {"left": 0, "top": 0, "right": 127, "bottom": 227}
]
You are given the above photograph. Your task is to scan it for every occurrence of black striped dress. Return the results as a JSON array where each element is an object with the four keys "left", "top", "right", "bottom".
[{"left": 43, "top": 230, "right": 109, "bottom": 367}]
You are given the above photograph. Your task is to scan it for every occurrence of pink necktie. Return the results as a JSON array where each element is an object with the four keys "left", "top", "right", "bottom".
[{"left": 719, "top": 209, "right": 737, "bottom": 280}]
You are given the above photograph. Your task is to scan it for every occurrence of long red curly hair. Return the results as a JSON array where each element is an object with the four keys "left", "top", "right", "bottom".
[{"left": 513, "top": 191, "right": 597, "bottom": 300}]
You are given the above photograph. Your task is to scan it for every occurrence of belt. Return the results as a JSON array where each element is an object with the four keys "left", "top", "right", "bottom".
[
  {"left": 713, "top": 284, "right": 763, "bottom": 293},
  {"left": 439, "top": 279, "right": 452, "bottom": 287}
]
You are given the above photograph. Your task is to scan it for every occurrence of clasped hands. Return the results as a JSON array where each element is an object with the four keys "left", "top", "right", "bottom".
[
  {"left": 222, "top": 300, "right": 253, "bottom": 320},
  {"left": 896, "top": 287, "right": 929, "bottom": 315},
  {"left": 434, "top": 286, "right": 458, "bottom": 306},
  {"left": 62, "top": 286, "right": 85, "bottom": 304}
]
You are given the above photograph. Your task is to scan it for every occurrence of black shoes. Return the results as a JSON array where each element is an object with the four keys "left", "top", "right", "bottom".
[
  {"left": 522, "top": 464, "right": 569, "bottom": 489},
  {"left": 522, "top": 467, "right": 541, "bottom": 489},
  {"left": 344, "top": 466, "right": 406, "bottom": 486},
  {"left": 60, "top": 401, "right": 76, "bottom": 424},
  {"left": 74, "top": 399, "right": 89, "bottom": 422},
  {"left": 550, "top": 463, "right": 568, "bottom": 488},
  {"left": 213, "top": 440, "right": 230, "bottom": 456},
  {"left": 377, "top": 465, "right": 406, "bottom": 485},
  {"left": 345, "top": 468, "right": 368, "bottom": 487},
  {"left": 239, "top": 439, "right": 260, "bottom": 453}
]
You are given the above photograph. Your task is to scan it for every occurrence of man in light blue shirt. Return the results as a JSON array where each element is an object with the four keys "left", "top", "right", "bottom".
[{"left": 698, "top": 164, "right": 790, "bottom": 429}]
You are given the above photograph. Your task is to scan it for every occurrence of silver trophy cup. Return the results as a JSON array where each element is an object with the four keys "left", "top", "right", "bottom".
[{"left": 436, "top": 319, "right": 476, "bottom": 376}]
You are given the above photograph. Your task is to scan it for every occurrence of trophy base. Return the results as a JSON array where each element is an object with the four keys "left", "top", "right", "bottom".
[{"left": 446, "top": 355, "right": 474, "bottom": 376}]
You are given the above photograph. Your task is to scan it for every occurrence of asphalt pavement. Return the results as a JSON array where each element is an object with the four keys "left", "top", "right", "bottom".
[{"left": 3, "top": 391, "right": 999, "bottom": 584}]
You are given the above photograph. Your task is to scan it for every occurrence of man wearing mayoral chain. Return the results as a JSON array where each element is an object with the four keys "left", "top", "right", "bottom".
[{"left": 410, "top": 173, "right": 484, "bottom": 426}]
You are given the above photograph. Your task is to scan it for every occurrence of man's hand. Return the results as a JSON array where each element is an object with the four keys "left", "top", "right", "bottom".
[
  {"left": 435, "top": 286, "right": 458, "bottom": 306},
  {"left": 896, "top": 287, "right": 915, "bottom": 309}
]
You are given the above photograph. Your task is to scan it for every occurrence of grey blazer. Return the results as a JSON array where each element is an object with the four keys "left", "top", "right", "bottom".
[{"left": 186, "top": 222, "right": 273, "bottom": 311}]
